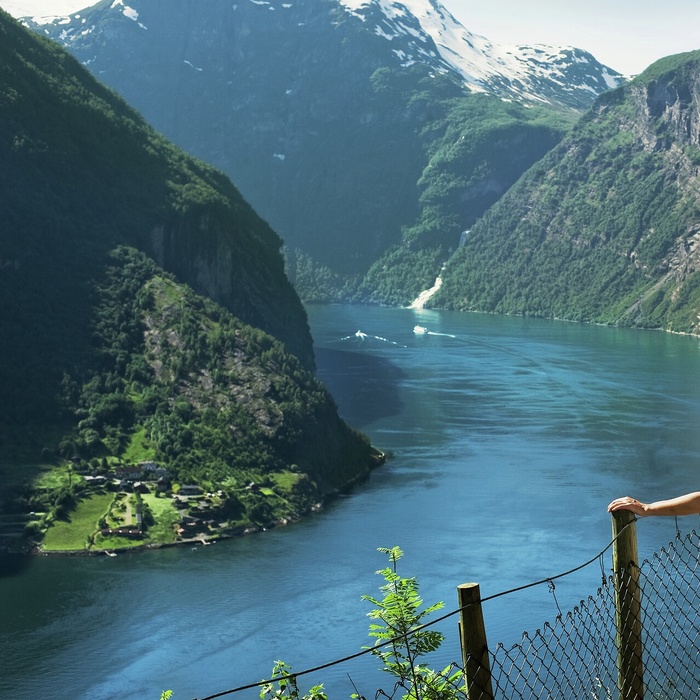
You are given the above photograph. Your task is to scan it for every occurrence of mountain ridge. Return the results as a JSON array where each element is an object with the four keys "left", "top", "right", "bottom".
[
  {"left": 337, "top": 0, "right": 624, "bottom": 108},
  {"left": 22, "top": 0, "right": 620, "bottom": 305},
  {"left": 25, "top": 0, "right": 626, "bottom": 110},
  {"left": 433, "top": 50, "right": 700, "bottom": 334}
]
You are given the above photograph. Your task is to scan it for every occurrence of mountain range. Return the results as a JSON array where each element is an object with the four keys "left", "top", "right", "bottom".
[
  {"left": 6, "top": 0, "right": 700, "bottom": 549},
  {"left": 25, "top": 0, "right": 624, "bottom": 303}
]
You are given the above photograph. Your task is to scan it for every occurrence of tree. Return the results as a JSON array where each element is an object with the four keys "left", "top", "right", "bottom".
[
  {"left": 263, "top": 547, "right": 463, "bottom": 700},
  {"left": 361, "top": 546, "right": 462, "bottom": 700}
]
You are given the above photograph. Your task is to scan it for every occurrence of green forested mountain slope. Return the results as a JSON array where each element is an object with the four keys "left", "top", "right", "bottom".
[
  {"left": 28, "top": 0, "right": 596, "bottom": 305},
  {"left": 352, "top": 94, "right": 575, "bottom": 305},
  {"left": 1, "top": 8, "right": 313, "bottom": 370},
  {"left": 68, "top": 246, "right": 372, "bottom": 492},
  {"left": 435, "top": 51, "right": 700, "bottom": 334},
  {"left": 0, "top": 10, "right": 374, "bottom": 547}
]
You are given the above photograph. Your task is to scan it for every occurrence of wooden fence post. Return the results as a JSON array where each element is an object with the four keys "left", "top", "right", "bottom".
[
  {"left": 458, "top": 582, "right": 495, "bottom": 700},
  {"left": 611, "top": 510, "right": 644, "bottom": 700}
]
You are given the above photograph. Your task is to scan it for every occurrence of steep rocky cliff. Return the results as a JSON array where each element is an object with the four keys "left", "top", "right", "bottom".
[
  {"left": 0, "top": 9, "right": 375, "bottom": 542},
  {"left": 436, "top": 50, "right": 700, "bottom": 335},
  {"left": 145, "top": 200, "right": 314, "bottom": 369},
  {"left": 0, "top": 7, "right": 313, "bottom": 376}
]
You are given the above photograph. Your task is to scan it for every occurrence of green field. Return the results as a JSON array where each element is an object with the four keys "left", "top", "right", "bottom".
[
  {"left": 42, "top": 492, "right": 114, "bottom": 551},
  {"left": 142, "top": 494, "right": 179, "bottom": 544},
  {"left": 42, "top": 490, "right": 181, "bottom": 551}
]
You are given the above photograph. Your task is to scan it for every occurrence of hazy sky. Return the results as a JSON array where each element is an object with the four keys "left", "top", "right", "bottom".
[
  {"left": 2, "top": 0, "right": 699, "bottom": 76},
  {"left": 440, "top": 0, "right": 700, "bottom": 75}
]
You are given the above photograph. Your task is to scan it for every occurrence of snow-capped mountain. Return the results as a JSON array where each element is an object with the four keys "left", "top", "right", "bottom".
[
  {"left": 27, "top": 0, "right": 624, "bottom": 110},
  {"left": 337, "top": 0, "right": 624, "bottom": 108},
  {"left": 21, "top": 0, "right": 623, "bottom": 302}
]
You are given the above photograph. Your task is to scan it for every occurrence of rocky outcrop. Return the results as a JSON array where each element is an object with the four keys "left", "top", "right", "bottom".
[{"left": 148, "top": 214, "right": 315, "bottom": 370}]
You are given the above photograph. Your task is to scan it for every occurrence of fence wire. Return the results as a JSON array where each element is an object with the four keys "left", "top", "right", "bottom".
[
  {"left": 198, "top": 526, "right": 700, "bottom": 700},
  {"left": 465, "top": 528, "right": 700, "bottom": 700},
  {"left": 638, "top": 530, "right": 700, "bottom": 699}
]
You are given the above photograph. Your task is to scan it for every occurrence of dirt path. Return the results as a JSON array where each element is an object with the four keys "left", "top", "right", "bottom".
[{"left": 123, "top": 498, "right": 133, "bottom": 526}]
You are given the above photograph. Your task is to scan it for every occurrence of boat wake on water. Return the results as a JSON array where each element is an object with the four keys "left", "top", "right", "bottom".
[
  {"left": 336, "top": 326, "right": 457, "bottom": 346},
  {"left": 340, "top": 330, "right": 406, "bottom": 347}
]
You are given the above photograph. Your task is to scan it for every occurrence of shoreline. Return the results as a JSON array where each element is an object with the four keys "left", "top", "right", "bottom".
[
  {"left": 13, "top": 450, "right": 387, "bottom": 559},
  {"left": 32, "top": 511, "right": 308, "bottom": 558}
]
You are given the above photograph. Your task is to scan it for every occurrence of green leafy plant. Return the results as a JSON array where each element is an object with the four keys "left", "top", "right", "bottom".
[
  {"left": 260, "top": 661, "right": 327, "bottom": 700},
  {"left": 360, "top": 546, "right": 463, "bottom": 700}
]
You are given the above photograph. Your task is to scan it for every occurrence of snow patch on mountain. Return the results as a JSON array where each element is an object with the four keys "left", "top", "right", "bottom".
[
  {"left": 111, "top": 0, "right": 146, "bottom": 28},
  {"left": 27, "top": 0, "right": 147, "bottom": 35},
  {"left": 338, "top": 0, "right": 625, "bottom": 104},
  {"left": 25, "top": 12, "right": 69, "bottom": 26},
  {"left": 27, "top": 0, "right": 145, "bottom": 30}
]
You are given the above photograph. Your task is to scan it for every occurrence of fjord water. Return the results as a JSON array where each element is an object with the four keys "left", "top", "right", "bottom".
[{"left": 3, "top": 305, "right": 700, "bottom": 700}]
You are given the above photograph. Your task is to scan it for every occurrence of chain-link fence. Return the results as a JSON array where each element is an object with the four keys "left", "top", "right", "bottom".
[
  {"left": 634, "top": 528, "right": 700, "bottom": 698},
  {"left": 464, "top": 523, "right": 700, "bottom": 700},
  {"left": 197, "top": 520, "right": 700, "bottom": 700},
  {"left": 482, "top": 588, "right": 619, "bottom": 700}
]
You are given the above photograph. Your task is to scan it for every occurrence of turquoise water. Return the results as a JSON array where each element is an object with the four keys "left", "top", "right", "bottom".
[{"left": 2, "top": 305, "right": 700, "bottom": 700}]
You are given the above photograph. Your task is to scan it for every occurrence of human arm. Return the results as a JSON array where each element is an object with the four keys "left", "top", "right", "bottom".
[{"left": 607, "top": 492, "right": 700, "bottom": 517}]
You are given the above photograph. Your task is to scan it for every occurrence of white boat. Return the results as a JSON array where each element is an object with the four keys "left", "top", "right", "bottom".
[{"left": 413, "top": 325, "right": 428, "bottom": 334}]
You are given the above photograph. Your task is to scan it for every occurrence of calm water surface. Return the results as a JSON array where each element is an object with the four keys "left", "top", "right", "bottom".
[{"left": 2, "top": 305, "right": 700, "bottom": 700}]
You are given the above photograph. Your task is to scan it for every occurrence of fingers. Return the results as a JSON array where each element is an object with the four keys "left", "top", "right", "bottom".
[{"left": 607, "top": 496, "right": 643, "bottom": 514}]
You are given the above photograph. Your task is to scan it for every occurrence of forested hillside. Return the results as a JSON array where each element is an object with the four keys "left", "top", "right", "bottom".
[
  {"left": 435, "top": 51, "right": 700, "bottom": 334},
  {"left": 352, "top": 94, "right": 574, "bottom": 305},
  {"left": 0, "top": 9, "right": 376, "bottom": 550},
  {"left": 28, "top": 0, "right": 613, "bottom": 305}
]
